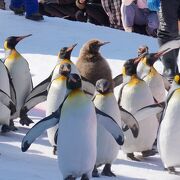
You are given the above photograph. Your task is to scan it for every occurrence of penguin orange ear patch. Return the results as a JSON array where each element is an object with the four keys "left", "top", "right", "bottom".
[
  {"left": 4, "top": 41, "right": 8, "bottom": 50},
  {"left": 174, "top": 75, "right": 180, "bottom": 83},
  {"left": 122, "top": 67, "right": 126, "bottom": 75}
]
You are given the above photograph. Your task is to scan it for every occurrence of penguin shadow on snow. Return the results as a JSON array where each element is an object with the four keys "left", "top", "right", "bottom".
[
  {"left": 0, "top": 133, "right": 44, "bottom": 155},
  {"left": 0, "top": 143, "right": 59, "bottom": 178},
  {"left": 114, "top": 156, "right": 163, "bottom": 171},
  {"left": 18, "top": 125, "right": 51, "bottom": 148},
  {"left": 92, "top": 174, "right": 145, "bottom": 180}
]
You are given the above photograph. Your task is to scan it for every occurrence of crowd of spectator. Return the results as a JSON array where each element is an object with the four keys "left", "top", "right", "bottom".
[{"left": 0, "top": 0, "right": 179, "bottom": 40}]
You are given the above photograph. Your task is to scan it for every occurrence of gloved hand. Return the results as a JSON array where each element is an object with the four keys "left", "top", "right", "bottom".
[{"left": 147, "top": 0, "right": 160, "bottom": 11}]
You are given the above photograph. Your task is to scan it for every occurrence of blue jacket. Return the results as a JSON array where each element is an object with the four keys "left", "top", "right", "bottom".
[{"left": 147, "top": 0, "right": 160, "bottom": 11}]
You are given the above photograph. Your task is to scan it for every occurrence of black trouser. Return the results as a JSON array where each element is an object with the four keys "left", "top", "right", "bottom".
[
  {"left": 157, "top": 0, "right": 180, "bottom": 78},
  {"left": 43, "top": 3, "right": 79, "bottom": 21},
  {"left": 85, "top": 3, "right": 110, "bottom": 26}
]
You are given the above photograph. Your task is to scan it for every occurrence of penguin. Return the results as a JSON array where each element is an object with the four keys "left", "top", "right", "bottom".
[
  {"left": 133, "top": 74, "right": 180, "bottom": 173},
  {"left": 93, "top": 79, "right": 139, "bottom": 177},
  {"left": 21, "top": 73, "right": 124, "bottom": 180},
  {"left": 158, "top": 74, "right": 180, "bottom": 174},
  {"left": 0, "top": 56, "right": 17, "bottom": 132},
  {"left": 118, "top": 58, "right": 159, "bottom": 161},
  {"left": 4, "top": 34, "right": 33, "bottom": 126},
  {"left": 46, "top": 63, "right": 71, "bottom": 155},
  {"left": 136, "top": 47, "right": 171, "bottom": 102},
  {"left": 76, "top": 39, "right": 112, "bottom": 97},
  {"left": 19, "top": 44, "right": 79, "bottom": 125}
]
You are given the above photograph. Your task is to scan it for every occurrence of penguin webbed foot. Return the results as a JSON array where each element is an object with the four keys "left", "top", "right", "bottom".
[
  {"left": 127, "top": 153, "right": 140, "bottom": 161},
  {"left": 92, "top": 166, "right": 100, "bottom": 177},
  {"left": 101, "top": 164, "right": 116, "bottom": 177},
  {"left": 1, "top": 124, "right": 11, "bottom": 133},
  {"left": 141, "top": 149, "right": 157, "bottom": 157},
  {"left": 81, "top": 174, "right": 89, "bottom": 180},
  {"left": 64, "top": 175, "right": 76, "bottom": 180},
  {"left": 19, "top": 115, "right": 34, "bottom": 126},
  {"left": 9, "top": 119, "right": 18, "bottom": 131},
  {"left": 53, "top": 146, "right": 57, "bottom": 155},
  {"left": 164, "top": 167, "right": 178, "bottom": 174}
]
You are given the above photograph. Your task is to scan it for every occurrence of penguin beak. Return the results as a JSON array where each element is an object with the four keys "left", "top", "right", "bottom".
[
  {"left": 16, "top": 34, "right": 32, "bottom": 42},
  {"left": 66, "top": 43, "right": 77, "bottom": 52},
  {"left": 154, "top": 48, "right": 170, "bottom": 59},
  {"left": 98, "top": 41, "right": 110, "bottom": 47},
  {"left": 134, "top": 51, "right": 147, "bottom": 64}
]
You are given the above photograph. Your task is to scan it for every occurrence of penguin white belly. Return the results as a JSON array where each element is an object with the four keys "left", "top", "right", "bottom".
[
  {"left": 144, "top": 74, "right": 166, "bottom": 102},
  {"left": 58, "top": 92, "right": 97, "bottom": 178},
  {"left": 120, "top": 82, "right": 159, "bottom": 153},
  {"left": 94, "top": 94, "right": 120, "bottom": 166},
  {"left": 5, "top": 58, "right": 32, "bottom": 114},
  {"left": 158, "top": 91, "right": 180, "bottom": 168},
  {"left": 0, "top": 61, "right": 10, "bottom": 95},
  {"left": 46, "top": 79, "right": 67, "bottom": 146},
  {"left": 0, "top": 62, "right": 11, "bottom": 125},
  {"left": 0, "top": 103, "right": 11, "bottom": 125}
]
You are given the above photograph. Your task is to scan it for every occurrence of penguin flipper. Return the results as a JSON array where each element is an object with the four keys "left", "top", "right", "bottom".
[
  {"left": 95, "top": 107, "right": 124, "bottom": 146},
  {"left": 20, "top": 90, "right": 48, "bottom": 121},
  {"left": 0, "top": 89, "right": 16, "bottom": 115},
  {"left": 25, "top": 73, "right": 52, "bottom": 102},
  {"left": 21, "top": 110, "right": 60, "bottom": 152},
  {"left": 158, "top": 37, "right": 180, "bottom": 54},
  {"left": 6, "top": 67, "right": 17, "bottom": 105},
  {"left": 161, "top": 75, "right": 171, "bottom": 91},
  {"left": 134, "top": 102, "right": 165, "bottom": 122},
  {"left": 81, "top": 76, "right": 95, "bottom": 96},
  {"left": 113, "top": 74, "right": 123, "bottom": 88},
  {"left": 119, "top": 106, "right": 139, "bottom": 138}
]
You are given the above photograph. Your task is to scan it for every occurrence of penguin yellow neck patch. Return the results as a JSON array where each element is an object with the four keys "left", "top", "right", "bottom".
[
  {"left": 7, "top": 50, "right": 21, "bottom": 60},
  {"left": 68, "top": 89, "right": 82, "bottom": 99},
  {"left": 55, "top": 75, "right": 67, "bottom": 81},
  {"left": 148, "top": 67, "right": 157, "bottom": 77},
  {"left": 61, "top": 59, "right": 72, "bottom": 64},
  {"left": 128, "top": 75, "right": 140, "bottom": 86}
]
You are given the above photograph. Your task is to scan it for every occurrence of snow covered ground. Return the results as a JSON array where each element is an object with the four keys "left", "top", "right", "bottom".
[{"left": 0, "top": 9, "right": 180, "bottom": 180}]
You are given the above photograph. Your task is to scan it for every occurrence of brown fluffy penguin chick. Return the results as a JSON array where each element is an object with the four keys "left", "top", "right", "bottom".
[{"left": 76, "top": 39, "right": 113, "bottom": 93}]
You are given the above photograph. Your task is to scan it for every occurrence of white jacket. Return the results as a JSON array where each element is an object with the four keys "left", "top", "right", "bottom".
[{"left": 122, "top": 0, "right": 147, "bottom": 9}]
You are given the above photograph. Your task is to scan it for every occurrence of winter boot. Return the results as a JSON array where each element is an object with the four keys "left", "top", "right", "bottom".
[{"left": 0, "top": 0, "right": 5, "bottom": 10}]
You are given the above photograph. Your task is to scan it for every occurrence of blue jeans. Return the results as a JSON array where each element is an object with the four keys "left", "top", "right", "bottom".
[{"left": 10, "top": 0, "right": 39, "bottom": 16}]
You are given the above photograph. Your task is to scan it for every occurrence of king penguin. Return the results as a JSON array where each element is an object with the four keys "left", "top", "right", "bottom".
[
  {"left": 137, "top": 47, "right": 171, "bottom": 102},
  {"left": 4, "top": 35, "right": 33, "bottom": 126},
  {"left": 118, "top": 58, "right": 159, "bottom": 161},
  {"left": 76, "top": 39, "right": 112, "bottom": 97},
  {"left": 19, "top": 44, "right": 79, "bottom": 125},
  {"left": 22, "top": 73, "right": 124, "bottom": 180},
  {"left": 46, "top": 63, "right": 71, "bottom": 155},
  {"left": 158, "top": 74, "right": 180, "bottom": 174},
  {"left": 93, "top": 79, "right": 139, "bottom": 177},
  {"left": 0, "top": 56, "right": 17, "bottom": 132}
]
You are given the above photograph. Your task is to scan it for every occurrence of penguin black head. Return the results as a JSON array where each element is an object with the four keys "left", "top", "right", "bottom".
[
  {"left": 123, "top": 59, "right": 138, "bottom": 76},
  {"left": 174, "top": 74, "right": 180, "bottom": 85},
  {"left": 83, "top": 39, "right": 110, "bottom": 54},
  {"left": 4, "top": 34, "right": 32, "bottom": 50},
  {"left": 143, "top": 53, "right": 158, "bottom": 66},
  {"left": 67, "top": 73, "right": 82, "bottom": 90},
  {"left": 145, "top": 48, "right": 171, "bottom": 66},
  {"left": 59, "top": 63, "right": 71, "bottom": 77},
  {"left": 95, "top": 79, "right": 111, "bottom": 94},
  {"left": 58, "top": 44, "right": 77, "bottom": 59}
]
